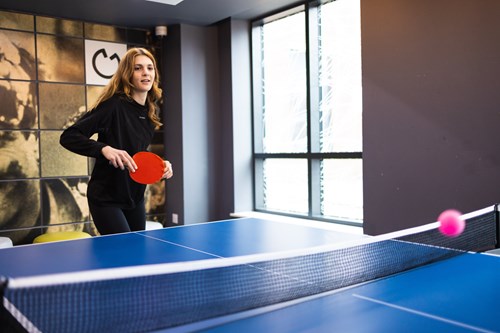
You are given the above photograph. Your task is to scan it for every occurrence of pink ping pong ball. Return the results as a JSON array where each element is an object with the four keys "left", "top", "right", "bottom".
[{"left": 438, "top": 209, "right": 465, "bottom": 237}]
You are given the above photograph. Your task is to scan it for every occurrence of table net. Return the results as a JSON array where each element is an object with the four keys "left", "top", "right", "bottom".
[{"left": 1, "top": 205, "right": 498, "bottom": 333}]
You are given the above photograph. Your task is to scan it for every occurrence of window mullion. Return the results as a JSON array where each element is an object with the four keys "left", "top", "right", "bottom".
[{"left": 307, "top": 3, "right": 320, "bottom": 217}]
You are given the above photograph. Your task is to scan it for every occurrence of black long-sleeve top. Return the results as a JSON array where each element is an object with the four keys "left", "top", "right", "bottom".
[{"left": 60, "top": 94, "right": 155, "bottom": 208}]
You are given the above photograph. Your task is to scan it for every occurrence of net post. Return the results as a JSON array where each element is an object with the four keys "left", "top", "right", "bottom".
[
  {"left": 0, "top": 279, "right": 27, "bottom": 333},
  {"left": 495, "top": 204, "right": 500, "bottom": 249}
]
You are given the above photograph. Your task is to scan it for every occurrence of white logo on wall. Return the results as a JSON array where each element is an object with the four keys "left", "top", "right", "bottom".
[{"left": 85, "top": 40, "right": 127, "bottom": 85}]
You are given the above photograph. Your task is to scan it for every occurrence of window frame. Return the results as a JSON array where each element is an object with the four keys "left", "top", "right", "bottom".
[{"left": 251, "top": 0, "right": 363, "bottom": 227}]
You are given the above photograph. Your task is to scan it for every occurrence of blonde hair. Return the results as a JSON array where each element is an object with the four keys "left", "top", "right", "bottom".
[{"left": 91, "top": 47, "right": 162, "bottom": 127}]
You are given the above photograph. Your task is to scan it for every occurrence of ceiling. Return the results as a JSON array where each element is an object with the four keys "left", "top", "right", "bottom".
[{"left": 0, "top": 0, "right": 302, "bottom": 30}]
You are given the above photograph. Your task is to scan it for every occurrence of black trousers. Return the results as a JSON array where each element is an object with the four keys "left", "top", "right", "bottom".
[{"left": 88, "top": 199, "right": 146, "bottom": 235}]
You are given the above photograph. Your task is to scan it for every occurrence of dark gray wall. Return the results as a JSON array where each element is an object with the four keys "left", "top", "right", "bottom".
[
  {"left": 222, "top": 19, "right": 253, "bottom": 214},
  {"left": 163, "top": 20, "right": 252, "bottom": 226},
  {"left": 181, "top": 24, "right": 220, "bottom": 224},
  {"left": 164, "top": 24, "right": 219, "bottom": 225},
  {"left": 165, "top": 0, "right": 500, "bottom": 234},
  {"left": 362, "top": 0, "right": 500, "bottom": 234},
  {"left": 163, "top": 25, "right": 184, "bottom": 226}
]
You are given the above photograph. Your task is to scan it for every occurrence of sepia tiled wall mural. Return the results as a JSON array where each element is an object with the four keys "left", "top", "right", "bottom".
[{"left": 0, "top": 10, "right": 166, "bottom": 245}]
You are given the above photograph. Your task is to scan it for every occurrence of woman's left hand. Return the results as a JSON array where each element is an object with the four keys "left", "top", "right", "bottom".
[{"left": 162, "top": 160, "right": 173, "bottom": 180}]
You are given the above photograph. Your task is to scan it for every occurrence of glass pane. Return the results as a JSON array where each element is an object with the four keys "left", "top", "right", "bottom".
[
  {"left": 0, "top": 80, "right": 38, "bottom": 130},
  {"left": 41, "top": 178, "right": 91, "bottom": 224},
  {"left": 39, "top": 83, "right": 85, "bottom": 129},
  {"left": 318, "top": 0, "right": 362, "bottom": 152},
  {"left": 0, "top": 11, "right": 34, "bottom": 31},
  {"left": 0, "top": 30, "right": 36, "bottom": 81},
  {"left": 0, "top": 179, "right": 40, "bottom": 244},
  {"left": 127, "top": 29, "right": 150, "bottom": 45},
  {"left": 262, "top": 12, "right": 307, "bottom": 153},
  {"left": 86, "top": 85, "right": 106, "bottom": 110},
  {"left": 84, "top": 23, "right": 127, "bottom": 43},
  {"left": 321, "top": 159, "right": 363, "bottom": 221},
  {"left": 37, "top": 34, "right": 84, "bottom": 83},
  {"left": 36, "top": 16, "right": 83, "bottom": 37},
  {"left": 0, "top": 131, "right": 40, "bottom": 179},
  {"left": 40, "top": 131, "right": 88, "bottom": 177},
  {"left": 263, "top": 159, "right": 308, "bottom": 214}
]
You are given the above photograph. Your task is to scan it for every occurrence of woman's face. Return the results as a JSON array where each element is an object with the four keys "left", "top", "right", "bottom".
[{"left": 131, "top": 55, "right": 155, "bottom": 94}]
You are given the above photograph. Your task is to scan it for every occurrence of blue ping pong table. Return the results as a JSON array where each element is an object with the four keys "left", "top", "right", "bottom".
[
  {"left": 187, "top": 249, "right": 500, "bottom": 333},
  {"left": 1, "top": 216, "right": 500, "bottom": 332}
]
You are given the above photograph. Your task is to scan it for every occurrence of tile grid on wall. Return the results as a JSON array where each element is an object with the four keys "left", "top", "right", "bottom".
[{"left": 0, "top": 9, "right": 166, "bottom": 245}]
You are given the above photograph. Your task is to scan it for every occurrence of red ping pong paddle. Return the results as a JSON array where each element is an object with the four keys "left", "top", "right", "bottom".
[{"left": 129, "top": 151, "right": 164, "bottom": 184}]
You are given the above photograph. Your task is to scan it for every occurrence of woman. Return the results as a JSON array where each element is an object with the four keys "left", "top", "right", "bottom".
[{"left": 60, "top": 47, "right": 173, "bottom": 235}]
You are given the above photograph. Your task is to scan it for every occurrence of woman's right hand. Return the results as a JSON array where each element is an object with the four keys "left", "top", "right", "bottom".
[{"left": 101, "top": 146, "right": 138, "bottom": 172}]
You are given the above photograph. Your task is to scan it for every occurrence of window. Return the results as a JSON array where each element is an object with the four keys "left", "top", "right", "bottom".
[{"left": 252, "top": 0, "right": 362, "bottom": 225}]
